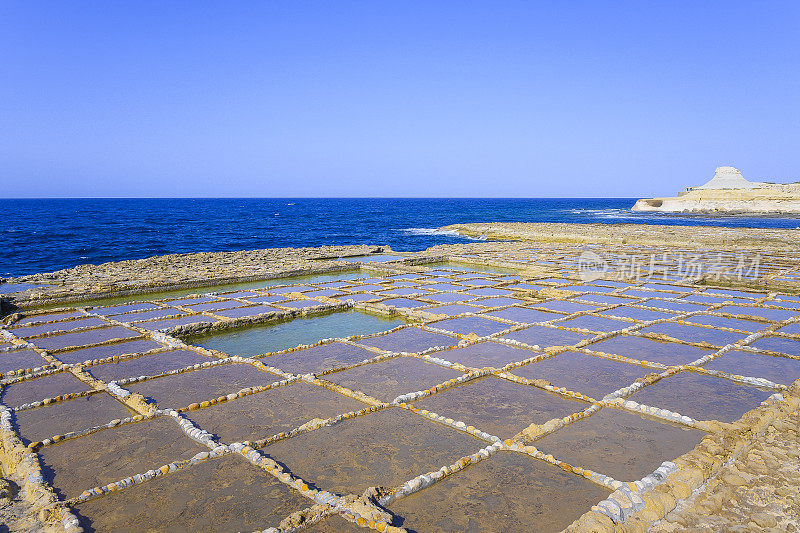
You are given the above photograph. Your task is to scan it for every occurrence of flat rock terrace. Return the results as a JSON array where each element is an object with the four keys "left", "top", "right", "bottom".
[{"left": 1, "top": 223, "right": 799, "bottom": 532}]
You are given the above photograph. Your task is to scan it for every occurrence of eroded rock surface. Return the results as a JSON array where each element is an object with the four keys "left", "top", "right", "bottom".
[{"left": 653, "top": 410, "right": 800, "bottom": 532}]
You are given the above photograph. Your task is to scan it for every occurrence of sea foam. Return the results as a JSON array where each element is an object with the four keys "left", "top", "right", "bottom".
[{"left": 401, "top": 228, "right": 487, "bottom": 240}]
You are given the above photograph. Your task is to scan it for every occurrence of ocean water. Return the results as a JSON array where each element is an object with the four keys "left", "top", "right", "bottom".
[{"left": 2, "top": 198, "right": 799, "bottom": 277}]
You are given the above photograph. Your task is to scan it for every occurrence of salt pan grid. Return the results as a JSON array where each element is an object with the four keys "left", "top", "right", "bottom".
[{"left": 2, "top": 246, "right": 800, "bottom": 532}]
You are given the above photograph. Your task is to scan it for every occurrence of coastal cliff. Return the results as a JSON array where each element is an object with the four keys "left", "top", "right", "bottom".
[{"left": 633, "top": 166, "right": 800, "bottom": 214}]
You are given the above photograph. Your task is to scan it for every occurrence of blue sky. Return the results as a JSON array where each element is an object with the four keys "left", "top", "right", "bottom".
[{"left": 2, "top": 2, "right": 798, "bottom": 198}]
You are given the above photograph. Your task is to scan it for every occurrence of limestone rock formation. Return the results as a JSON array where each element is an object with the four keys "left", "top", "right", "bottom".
[{"left": 633, "top": 166, "right": 800, "bottom": 214}]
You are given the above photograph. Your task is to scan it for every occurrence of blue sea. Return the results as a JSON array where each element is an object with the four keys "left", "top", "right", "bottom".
[{"left": 2, "top": 198, "right": 799, "bottom": 278}]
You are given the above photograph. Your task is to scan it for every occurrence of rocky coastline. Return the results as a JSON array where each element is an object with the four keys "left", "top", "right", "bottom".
[
  {"left": 633, "top": 166, "right": 800, "bottom": 215},
  {"left": 1, "top": 227, "right": 799, "bottom": 532}
]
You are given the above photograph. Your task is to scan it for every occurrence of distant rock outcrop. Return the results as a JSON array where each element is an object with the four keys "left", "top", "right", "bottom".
[{"left": 632, "top": 166, "right": 800, "bottom": 214}]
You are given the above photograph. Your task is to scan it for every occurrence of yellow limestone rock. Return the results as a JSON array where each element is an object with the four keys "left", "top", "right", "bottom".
[{"left": 297, "top": 417, "right": 327, "bottom": 432}]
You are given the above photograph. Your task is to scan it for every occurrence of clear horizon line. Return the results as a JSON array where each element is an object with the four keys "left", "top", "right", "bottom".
[{"left": 0, "top": 196, "right": 642, "bottom": 200}]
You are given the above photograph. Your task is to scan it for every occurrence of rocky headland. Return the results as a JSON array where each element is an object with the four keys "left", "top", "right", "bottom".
[{"left": 633, "top": 166, "right": 800, "bottom": 214}]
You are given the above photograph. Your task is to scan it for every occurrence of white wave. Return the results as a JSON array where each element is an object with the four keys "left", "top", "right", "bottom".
[
  {"left": 564, "top": 208, "right": 676, "bottom": 222},
  {"left": 565, "top": 208, "right": 634, "bottom": 217},
  {"left": 402, "top": 227, "right": 460, "bottom": 236},
  {"left": 401, "top": 227, "right": 487, "bottom": 241}
]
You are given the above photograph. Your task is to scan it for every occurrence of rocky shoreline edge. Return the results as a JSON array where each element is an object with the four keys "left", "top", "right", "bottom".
[{"left": 1, "top": 225, "right": 799, "bottom": 531}]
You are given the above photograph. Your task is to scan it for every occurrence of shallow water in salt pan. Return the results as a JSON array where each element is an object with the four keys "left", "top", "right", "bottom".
[
  {"left": 261, "top": 341, "right": 376, "bottom": 374},
  {"left": 15, "top": 310, "right": 83, "bottom": 325},
  {"left": 1, "top": 371, "right": 91, "bottom": 407},
  {"left": 40, "top": 416, "right": 205, "bottom": 500},
  {"left": 136, "top": 314, "right": 218, "bottom": 331},
  {"left": 187, "top": 310, "right": 406, "bottom": 357},
  {"left": 501, "top": 325, "right": 591, "bottom": 348},
  {"left": 412, "top": 376, "right": 587, "bottom": 439},
  {"left": 586, "top": 335, "right": 714, "bottom": 366},
  {"left": 388, "top": 451, "right": 610, "bottom": 533},
  {"left": 356, "top": 327, "right": 458, "bottom": 353},
  {"left": 559, "top": 315, "right": 633, "bottom": 333},
  {"left": 264, "top": 408, "right": 480, "bottom": 496},
  {"left": 443, "top": 341, "right": 539, "bottom": 368},
  {"left": 426, "top": 261, "right": 523, "bottom": 275},
  {"left": 630, "top": 371, "right": 773, "bottom": 423},
  {"left": 9, "top": 317, "right": 108, "bottom": 338},
  {"left": 326, "top": 356, "right": 463, "bottom": 402},
  {"left": 338, "top": 254, "right": 406, "bottom": 263},
  {"left": 483, "top": 306, "right": 561, "bottom": 324},
  {"left": 702, "top": 350, "right": 800, "bottom": 385},
  {"left": 87, "top": 349, "right": 209, "bottom": 382},
  {"left": 0, "top": 348, "right": 49, "bottom": 373},
  {"left": 750, "top": 335, "right": 800, "bottom": 356},
  {"left": 73, "top": 454, "right": 311, "bottom": 533},
  {"left": 14, "top": 392, "right": 135, "bottom": 444},
  {"left": 640, "top": 322, "right": 746, "bottom": 346},
  {"left": 535, "top": 407, "right": 705, "bottom": 481},
  {"left": 428, "top": 316, "right": 510, "bottom": 336},
  {"left": 53, "top": 338, "right": 165, "bottom": 365},
  {"left": 514, "top": 351, "right": 649, "bottom": 400},
  {"left": 599, "top": 305, "right": 674, "bottom": 321},
  {"left": 32, "top": 326, "right": 140, "bottom": 351},
  {"left": 185, "top": 382, "right": 365, "bottom": 443},
  {"left": 126, "top": 363, "right": 280, "bottom": 409}
]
